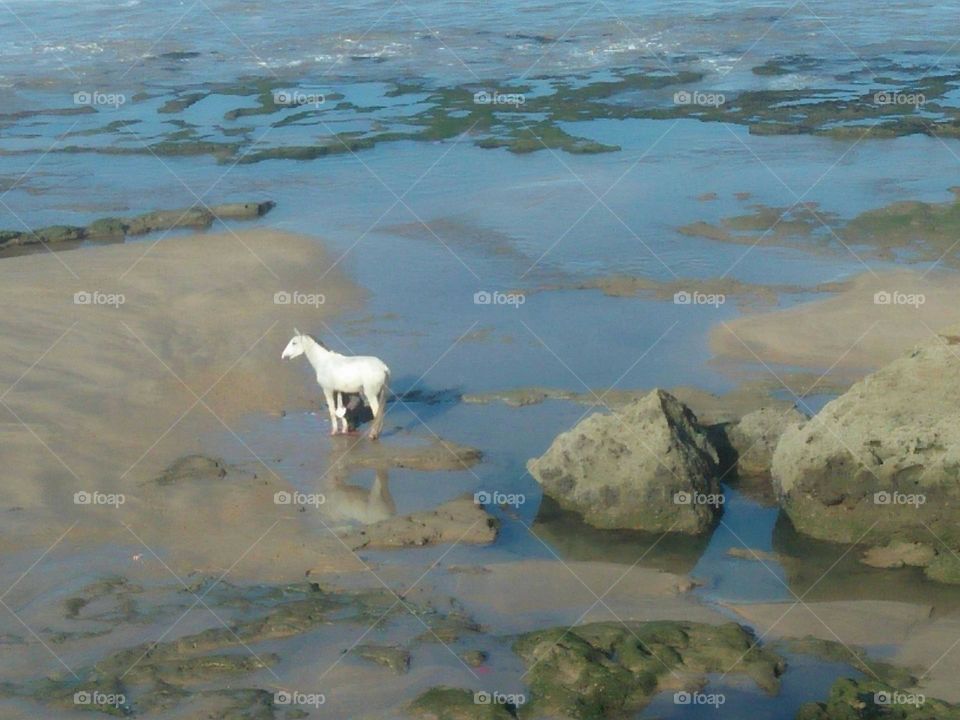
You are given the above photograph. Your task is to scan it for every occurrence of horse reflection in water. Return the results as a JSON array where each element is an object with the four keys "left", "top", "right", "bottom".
[{"left": 320, "top": 436, "right": 396, "bottom": 527}]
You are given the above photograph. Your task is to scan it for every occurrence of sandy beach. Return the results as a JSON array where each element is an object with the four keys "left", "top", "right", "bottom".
[
  {"left": 0, "top": 230, "right": 367, "bottom": 578},
  {"left": 710, "top": 270, "right": 960, "bottom": 373}
]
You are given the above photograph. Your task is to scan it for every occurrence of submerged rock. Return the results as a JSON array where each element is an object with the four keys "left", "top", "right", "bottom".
[
  {"left": 0, "top": 201, "right": 275, "bottom": 251},
  {"left": 796, "top": 678, "right": 960, "bottom": 719},
  {"left": 338, "top": 494, "right": 498, "bottom": 550},
  {"left": 725, "top": 406, "right": 807, "bottom": 477},
  {"left": 355, "top": 644, "right": 411, "bottom": 674},
  {"left": 514, "top": 621, "right": 784, "bottom": 719},
  {"left": 154, "top": 455, "right": 228, "bottom": 485},
  {"left": 527, "top": 389, "right": 722, "bottom": 534},
  {"left": 772, "top": 329, "right": 960, "bottom": 582},
  {"left": 408, "top": 687, "right": 514, "bottom": 719}
]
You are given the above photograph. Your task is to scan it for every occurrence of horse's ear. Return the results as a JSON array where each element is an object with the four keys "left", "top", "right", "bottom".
[{"left": 293, "top": 327, "right": 301, "bottom": 337}]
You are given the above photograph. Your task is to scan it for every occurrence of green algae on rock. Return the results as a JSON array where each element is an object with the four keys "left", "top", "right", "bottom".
[
  {"left": 4, "top": 580, "right": 399, "bottom": 717},
  {"left": 408, "top": 687, "right": 516, "bottom": 719},
  {"left": 0, "top": 201, "right": 276, "bottom": 252},
  {"left": 795, "top": 678, "right": 960, "bottom": 720},
  {"left": 513, "top": 621, "right": 784, "bottom": 719},
  {"left": 355, "top": 644, "right": 411, "bottom": 674}
]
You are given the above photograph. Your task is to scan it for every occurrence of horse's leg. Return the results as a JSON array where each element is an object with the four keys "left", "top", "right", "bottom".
[
  {"left": 367, "top": 382, "right": 387, "bottom": 440},
  {"left": 322, "top": 387, "right": 339, "bottom": 435},
  {"left": 334, "top": 392, "right": 348, "bottom": 434}
]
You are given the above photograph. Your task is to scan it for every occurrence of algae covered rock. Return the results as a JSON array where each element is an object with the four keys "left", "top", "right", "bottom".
[
  {"left": 528, "top": 389, "right": 722, "bottom": 533},
  {"left": 514, "top": 620, "right": 784, "bottom": 719},
  {"left": 772, "top": 329, "right": 960, "bottom": 582},
  {"left": 355, "top": 644, "right": 410, "bottom": 674},
  {"left": 796, "top": 678, "right": 960, "bottom": 719},
  {"left": 408, "top": 687, "right": 515, "bottom": 719}
]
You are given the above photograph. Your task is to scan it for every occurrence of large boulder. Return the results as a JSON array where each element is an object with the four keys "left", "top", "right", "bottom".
[
  {"left": 772, "top": 329, "right": 960, "bottom": 582},
  {"left": 727, "top": 406, "right": 807, "bottom": 476},
  {"left": 527, "top": 389, "right": 722, "bottom": 534}
]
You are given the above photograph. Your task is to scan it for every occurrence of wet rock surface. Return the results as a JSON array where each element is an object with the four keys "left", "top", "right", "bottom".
[
  {"left": 725, "top": 406, "right": 808, "bottom": 477},
  {"left": 528, "top": 389, "right": 722, "bottom": 534},
  {"left": 0, "top": 200, "right": 275, "bottom": 251},
  {"left": 513, "top": 621, "right": 784, "bottom": 719},
  {"left": 796, "top": 678, "right": 960, "bottom": 720},
  {"left": 338, "top": 494, "right": 499, "bottom": 551},
  {"left": 772, "top": 330, "right": 960, "bottom": 582}
]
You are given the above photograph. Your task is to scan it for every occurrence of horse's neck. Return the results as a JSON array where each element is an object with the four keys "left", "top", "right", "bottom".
[{"left": 304, "top": 338, "right": 335, "bottom": 371}]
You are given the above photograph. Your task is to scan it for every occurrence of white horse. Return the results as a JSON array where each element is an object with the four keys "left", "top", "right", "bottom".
[{"left": 281, "top": 329, "right": 390, "bottom": 439}]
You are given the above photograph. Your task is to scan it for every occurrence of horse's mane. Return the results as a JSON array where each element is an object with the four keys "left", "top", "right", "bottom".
[{"left": 303, "top": 333, "right": 328, "bottom": 350}]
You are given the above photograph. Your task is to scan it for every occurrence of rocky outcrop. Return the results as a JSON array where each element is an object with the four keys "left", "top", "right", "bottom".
[
  {"left": 726, "top": 406, "right": 807, "bottom": 476},
  {"left": 515, "top": 621, "right": 784, "bottom": 719},
  {"left": 0, "top": 201, "right": 275, "bottom": 250},
  {"left": 527, "top": 389, "right": 722, "bottom": 534},
  {"left": 772, "top": 329, "right": 960, "bottom": 582}
]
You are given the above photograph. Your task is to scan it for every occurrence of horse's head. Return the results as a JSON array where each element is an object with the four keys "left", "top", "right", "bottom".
[{"left": 281, "top": 329, "right": 306, "bottom": 360}]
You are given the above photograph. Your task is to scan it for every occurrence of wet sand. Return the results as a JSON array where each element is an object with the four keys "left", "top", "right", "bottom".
[
  {"left": 710, "top": 270, "right": 960, "bottom": 373},
  {"left": 0, "top": 230, "right": 370, "bottom": 580}
]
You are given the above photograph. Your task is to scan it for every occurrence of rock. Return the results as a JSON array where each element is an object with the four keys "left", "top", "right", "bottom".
[
  {"left": 85, "top": 217, "right": 129, "bottom": 238},
  {"left": 154, "top": 455, "right": 228, "bottom": 485},
  {"left": 726, "top": 547, "right": 781, "bottom": 563},
  {"left": 796, "top": 678, "right": 960, "bottom": 720},
  {"left": 861, "top": 541, "right": 936, "bottom": 569},
  {"left": 514, "top": 621, "right": 784, "bottom": 719},
  {"left": 0, "top": 201, "right": 275, "bottom": 250},
  {"left": 339, "top": 494, "right": 498, "bottom": 550},
  {"left": 459, "top": 650, "right": 487, "bottom": 667},
  {"left": 408, "top": 688, "right": 514, "bottom": 719},
  {"left": 35, "top": 225, "right": 86, "bottom": 243},
  {"left": 527, "top": 389, "right": 722, "bottom": 534},
  {"left": 771, "top": 331, "right": 960, "bottom": 581},
  {"left": 355, "top": 644, "right": 410, "bottom": 674},
  {"left": 125, "top": 207, "right": 214, "bottom": 235},
  {"left": 208, "top": 200, "right": 276, "bottom": 219},
  {"left": 726, "top": 406, "right": 807, "bottom": 476}
]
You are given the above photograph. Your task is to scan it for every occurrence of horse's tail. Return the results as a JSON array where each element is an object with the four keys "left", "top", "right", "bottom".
[{"left": 370, "top": 367, "right": 389, "bottom": 439}]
